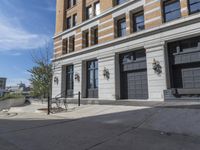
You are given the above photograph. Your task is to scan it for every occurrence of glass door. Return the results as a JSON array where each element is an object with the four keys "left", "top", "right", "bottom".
[{"left": 87, "top": 60, "right": 98, "bottom": 98}]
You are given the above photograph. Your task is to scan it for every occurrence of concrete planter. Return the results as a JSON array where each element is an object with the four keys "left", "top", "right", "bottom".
[{"left": 0, "top": 98, "right": 25, "bottom": 111}]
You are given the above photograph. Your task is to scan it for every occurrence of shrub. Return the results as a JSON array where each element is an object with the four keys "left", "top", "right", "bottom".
[{"left": 0, "top": 93, "right": 24, "bottom": 101}]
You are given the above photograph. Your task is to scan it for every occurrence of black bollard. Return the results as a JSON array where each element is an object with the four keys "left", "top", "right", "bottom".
[
  {"left": 78, "top": 92, "right": 81, "bottom": 106},
  {"left": 47, "top": 96, "right": 50, "bottom": 115}
]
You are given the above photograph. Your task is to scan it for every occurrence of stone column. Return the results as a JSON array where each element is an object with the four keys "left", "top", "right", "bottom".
[
  {"left": 52, "top": 61, "right": 62, "bottom": 98},
  {"left": 145, "top": 41, "right": 167, "bottom": 101},
  {"left": 73, "top": 61, "right": 82, "bottom": 97},
  {"left": 98, "top": 55, "right": 116, "bottom": 100}
]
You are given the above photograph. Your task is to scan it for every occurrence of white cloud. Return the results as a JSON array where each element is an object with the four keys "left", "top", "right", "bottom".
[{"left": 0, "top": 13, "right": 49, "bottom": 51}]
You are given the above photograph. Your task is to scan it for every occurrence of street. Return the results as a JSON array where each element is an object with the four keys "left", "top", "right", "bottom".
[{"left": 0, "top": 102, "right": 200, "bottom": 150}]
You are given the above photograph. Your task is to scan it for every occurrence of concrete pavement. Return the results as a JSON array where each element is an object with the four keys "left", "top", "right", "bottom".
[{"left": 0, "top": 102, "right": 200, "bottom": 150}]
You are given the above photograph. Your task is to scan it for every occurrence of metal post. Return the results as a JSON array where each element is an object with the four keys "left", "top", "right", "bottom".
[
  {"left": 78, "top": 91, "right": 81, "bottom": 106},
  {"left": 47, "top": 95, "right": 50, "bottom": 115}
]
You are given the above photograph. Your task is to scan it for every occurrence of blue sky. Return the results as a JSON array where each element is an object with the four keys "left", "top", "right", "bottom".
[{"left": 0, "top": 0, "right": 56, "bottom": 86}]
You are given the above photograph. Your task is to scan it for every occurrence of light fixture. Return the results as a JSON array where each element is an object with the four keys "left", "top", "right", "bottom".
[
  {"left": 152, "top": 59, "right": 162, "bottom": 75},
  {"left": 54, "top": 77, "right": 59, "bottom": 85},
  {"left": 75, "top": 73, "right": 80, "bottom": 82},
  {"left": 103, "top": 67, "right": 110, "bottom": 80}
]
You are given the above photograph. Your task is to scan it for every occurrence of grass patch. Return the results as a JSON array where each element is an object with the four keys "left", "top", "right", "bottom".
[{"left": 0, "top": 93, "right": 24, "bottom": 101}]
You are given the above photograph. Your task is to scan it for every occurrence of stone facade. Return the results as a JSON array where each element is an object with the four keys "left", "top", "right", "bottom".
[{"left": 52, "top": 0, "right": 200, "bottom": 101}]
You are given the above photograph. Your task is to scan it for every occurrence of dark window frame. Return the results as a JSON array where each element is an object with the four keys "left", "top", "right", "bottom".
[
  {"left": 67, "top": 0, "right": 77, "bottom": 9},
  {"left": 188, "top": 0, "right": 200, "bottom": 14},
  {"left": 87, "top": 60, "right": 98, "bottom": 89},
  {"left": 66, "top": 65, "right": 74, "bottom": 97},
  {"left": 91, "top": 26, "right": 98, "bottom": 45},
  {"left": 120, "top": 49, "right": 146, "bottom": 65},
  {"left": 73, "top": 0, "right": 77, "bottom": 6},
  {"left": 66, "top": 16, "right": 71, "bottom": 29},
  {"left": 72, "top": 14, "right": 77, "bottom": 27},
  {"left": 168, "top": 36, "right": 200, "bottom": 54},
  {"left": 69, "top": 36, "right": 75, "bottom": 52},
  {"left": 117, "top": 17, "right": 126, "bottom": 37},
  {"left": 163, "top": 0, "right": 181, "bottom": 22},
  {"left": 94, "top": 1, "right": 100, "bottom": 16},
  {"left": 67, "top": 0, "right": 71, "bottom": 9},
  {"left": 83, "top": 30, "right": 89, "bottom": 48},
  {"left": 93, "top": 27, "right": 98, "bottom": 45},
  {"left": 62, "top": 39, "right": 68, "bottom": 55},
  {"left": 115, "top": 0, "right": 127, "bottom": 5},
  {"left": 132, "top": 11, "right": 145, "bottom": 32},
  {"left": 85, "top": 5, "right": 93, "bottom": 20}
]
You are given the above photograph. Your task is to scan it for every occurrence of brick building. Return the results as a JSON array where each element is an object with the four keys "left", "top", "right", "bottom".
[{"left": 52, "top": 0, "right": 200, "bottom": 101}]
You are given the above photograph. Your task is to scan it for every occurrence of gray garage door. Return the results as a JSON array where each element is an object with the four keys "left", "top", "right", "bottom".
[
  {"left": 182, "top": 67, "right": 200, "bottom": 89},
  {"left": 120, "top": 50, "right": 148, "bottom": 99}
]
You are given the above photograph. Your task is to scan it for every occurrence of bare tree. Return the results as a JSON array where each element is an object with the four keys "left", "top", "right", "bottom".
[{"left": 28, "top": 42, "right": 53, "bottom": 100}]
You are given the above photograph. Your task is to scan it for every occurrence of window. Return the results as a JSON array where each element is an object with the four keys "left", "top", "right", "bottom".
[
  {"left": 115, "top": 0, "right": 127, "bottom": 5},
  {"left": 86, "top": 6, "right": 93, "bottom": 20},
  {"left": 66, "top": 14, "right": 77, "bottom": 30},
  {"left": 121, "top": 50, "right": 146, "bottom": 64},
  {"left": 116, "top": 18, "right": 126, "bottom": 37},
  {"left": 67, "top": 0, "right": 76, "bottom": 9},
  {"left": 87, "top": 60, "right": 98, "bottom": 89},
  {"left": 163, "top": 0, "right": 181, "bottom": 22},
  {"left": 69, "top": 36, "right": 75, "bottom": 52},
  {"left": 85, "top": 2, "right": 101, "bottom": 20},
  {"left": 94, "top": 2, "right": 100, "bottom": 16},
  {"left": 91, "top": 27, "right": 98, "bottom": 45},
  {"left": 73, "top": 0, "right": 77, "bottom": 6},
  {"left": 188, "top": 0, "right": 200, "bottom": 14},
  {"left": 133, "top": 11, "right": 145, "bottom": 32},
  {"left": 66, "top": 17, "right": 71, "bottom": 29},
  {"left": 66, "top": 65, "right": 74, "bottom": 97},
  {"left": 67, "top": 0, "right": 71, "bottom": 9},
  {"left": 83, "top": 30, "right": 89, "bottom": 48},
  {"left": 73, "top": 14, "right": 77, "bottom": 27},
  {"left": 169, "top": 36, "right": 200, "bottom": 53},
  {"left": 62, "top": 39, "right": 68, "bottom": 54},
  {"left": 67, "top": 66, "right": 74, "bottom": 91}
]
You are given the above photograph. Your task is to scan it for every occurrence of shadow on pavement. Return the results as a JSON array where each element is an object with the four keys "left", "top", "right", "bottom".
[
  {"left": 0, "top": 105, "right": 200, "bottom": 150},
  {"left": 158, "top": 104, "right": 200, "bottom": 109}
]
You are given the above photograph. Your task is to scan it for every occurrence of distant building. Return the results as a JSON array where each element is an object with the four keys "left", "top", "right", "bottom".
[
  {"left": 0, "top": 78, "right": 6, "bottom": 97},
  {"left": 6, "top": 82, "right": 30, "bottom": 94}
]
